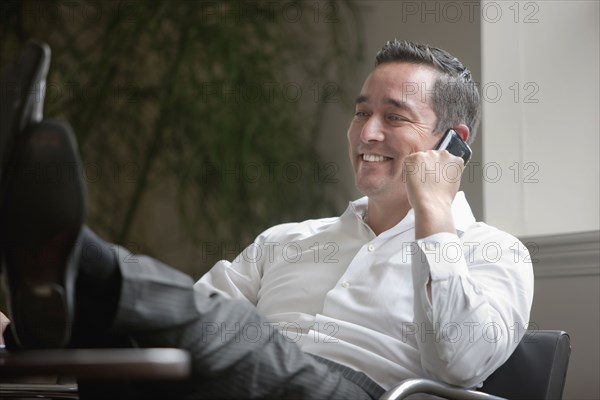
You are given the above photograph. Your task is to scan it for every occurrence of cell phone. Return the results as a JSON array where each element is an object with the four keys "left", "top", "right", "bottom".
[{"left": 435, "top": 129, "right": 472, "bottom": 166}]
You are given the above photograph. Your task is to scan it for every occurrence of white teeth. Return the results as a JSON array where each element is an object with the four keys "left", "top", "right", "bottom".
[{"left": 362, "top": 154, "right": 388, "bottom": 162}]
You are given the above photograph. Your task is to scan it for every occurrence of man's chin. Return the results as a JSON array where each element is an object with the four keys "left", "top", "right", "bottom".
[
  {"left": 355, "top": 181, "right": 387, "bottom": 198},
  {"left": 355, "top": 176, "right": 406, "bottom": 199}
]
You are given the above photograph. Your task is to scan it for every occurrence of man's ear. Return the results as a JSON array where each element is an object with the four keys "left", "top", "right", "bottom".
[{"left": 453, "top": 124, "right": 470, "bottom": 143}]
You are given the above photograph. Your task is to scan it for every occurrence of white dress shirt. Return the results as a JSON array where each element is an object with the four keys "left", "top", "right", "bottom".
[{"left": 194, "top": 192, "right": 534, "bottom": 389}]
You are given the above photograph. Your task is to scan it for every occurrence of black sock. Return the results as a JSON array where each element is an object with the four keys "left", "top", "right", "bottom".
[{"left": 71, "top": 226, "right": 122, "bottom": 347}]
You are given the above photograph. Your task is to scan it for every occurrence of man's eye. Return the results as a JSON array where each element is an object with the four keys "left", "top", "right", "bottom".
[
  {"left": 354, "top": 111, "right": 370, "bottom": 119},
  {"left": 387, "top": 114, "right": 407, "bottom": 123}
]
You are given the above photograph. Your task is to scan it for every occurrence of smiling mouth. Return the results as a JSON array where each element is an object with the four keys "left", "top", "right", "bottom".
[{"left": 362, "top": 154, "right": 392, "bottom": 162}]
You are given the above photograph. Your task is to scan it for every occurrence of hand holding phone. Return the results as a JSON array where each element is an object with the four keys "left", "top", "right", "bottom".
[{"left": 435, "top": 129, "right": 472, "bottom": 166}]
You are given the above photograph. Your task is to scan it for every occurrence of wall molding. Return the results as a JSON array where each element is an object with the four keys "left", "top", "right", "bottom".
[{"left": 519, "top": 231, "right": 600, "bottom": 279}]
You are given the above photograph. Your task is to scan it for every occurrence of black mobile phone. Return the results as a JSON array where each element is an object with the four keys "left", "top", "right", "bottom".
[{"left": 435, "top": 129, "right": 472, "bottom": 166}]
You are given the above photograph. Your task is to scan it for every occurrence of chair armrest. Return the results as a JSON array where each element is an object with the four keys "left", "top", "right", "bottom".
[{"left": 380, "top": 379, "right": 507, "bottom": 400}]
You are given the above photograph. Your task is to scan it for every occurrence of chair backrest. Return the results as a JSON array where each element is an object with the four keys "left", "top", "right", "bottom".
[{"left": 481, "top": 330, "right": 571, "bottom": 399}]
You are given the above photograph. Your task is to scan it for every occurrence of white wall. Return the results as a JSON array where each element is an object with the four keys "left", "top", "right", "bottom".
[
  {"left": 481, "top": 2, "right": 600, "bottom": 399},
  {"left": 526, "top": 231, "right": 600, "bottom": 399},
  {"left": 481, "top": 0, "right": 599, "bottom": 236}
]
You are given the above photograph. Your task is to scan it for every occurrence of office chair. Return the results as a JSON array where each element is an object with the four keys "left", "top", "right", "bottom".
[{"left": 381, "top": 330, "right": 571, "bottom": 400}]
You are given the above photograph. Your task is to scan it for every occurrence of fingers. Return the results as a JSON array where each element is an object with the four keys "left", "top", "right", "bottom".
[
  {"left": 403, "top": 149, "right": 465, "bottom": 185},
  {"left": 406, "top": 148, "right": 465, "bottom": 165},
  {"left": 403, "top": 150, "right": 465, "bottom": 214}
]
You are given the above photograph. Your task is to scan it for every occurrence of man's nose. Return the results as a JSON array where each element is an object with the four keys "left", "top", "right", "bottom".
[{"left": 360, "top": 116, "right": 385, "bottom": 143}]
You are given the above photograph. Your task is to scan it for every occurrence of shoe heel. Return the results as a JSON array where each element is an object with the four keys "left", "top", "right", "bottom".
[{"left": 15, "top": 283, "right": 70, "bottom": 347}]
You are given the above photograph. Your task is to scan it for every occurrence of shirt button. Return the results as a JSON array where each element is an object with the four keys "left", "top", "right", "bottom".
[
  {"left": 341, "top": 281, "right": 350, "bottom": 288},
  {"left": 367, "top": 244, "right": 375, "bottom": 252}
]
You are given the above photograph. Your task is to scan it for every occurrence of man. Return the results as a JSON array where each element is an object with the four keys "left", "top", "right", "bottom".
[
  {"left": 195, "top": 39, "right": 533, "bottom": 391},
  {"left": 0, "top": 39, "right": 533, "bottom": 399}
]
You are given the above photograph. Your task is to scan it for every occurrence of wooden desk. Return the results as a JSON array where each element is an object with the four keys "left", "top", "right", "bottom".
[{"left": 0, "top": 348, "right": 190, "bottom": 398}]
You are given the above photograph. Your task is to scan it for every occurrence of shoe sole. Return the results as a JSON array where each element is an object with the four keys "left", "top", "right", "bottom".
[{"left": 1, "top": 119, "right": 85, "bottom": 348}]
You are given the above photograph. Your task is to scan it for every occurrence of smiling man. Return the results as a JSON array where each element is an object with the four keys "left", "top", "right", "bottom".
[{"left": 1, "top": 40, "right": 533, "bottom": 399}]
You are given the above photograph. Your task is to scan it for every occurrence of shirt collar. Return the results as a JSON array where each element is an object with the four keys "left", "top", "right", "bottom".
[
  {"left": 345, "top": 191, "right": 476, "bottom": 236},
  {"left": 347, "top": 196, "right": 368, "bottom": 220}
]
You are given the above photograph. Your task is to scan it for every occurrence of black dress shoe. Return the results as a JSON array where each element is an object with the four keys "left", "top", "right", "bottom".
[
  {"left": 0, "top": 41, "right": 51, "bottom": 285},
  {"left": 0, "top": 40, "right": 51, "bottom": 190},
  {"left": 0, "top": 119, "right": 85, "bottom": 348}
]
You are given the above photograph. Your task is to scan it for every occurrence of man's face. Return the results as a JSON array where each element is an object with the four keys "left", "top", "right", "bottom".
[{"left": 347, "top": 62, "right": 441, "bottom": 202}]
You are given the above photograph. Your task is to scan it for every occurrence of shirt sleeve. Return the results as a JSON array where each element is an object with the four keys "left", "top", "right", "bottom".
[
  {"left": 411, "top": 223, "right": 534, "bottom": 387},
  {"left": 193, "top": 223, "right": 296, "bottom": 304},
  {"left": 193, "top": 257, "right": 260, "bottom": 304},
  {"left": 194, "top": 239, "right": 266, "bottom": 304}
]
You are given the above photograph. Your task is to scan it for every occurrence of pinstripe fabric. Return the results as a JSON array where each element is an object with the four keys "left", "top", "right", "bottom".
[
  {"left": 100, "top": 249, "right": 378, "bottom": 399},
  {"left": 309, "top": 355, "right": 386, "bottom": 399}
]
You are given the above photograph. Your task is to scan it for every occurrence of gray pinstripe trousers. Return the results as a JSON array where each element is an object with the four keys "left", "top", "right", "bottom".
[{"left": 83, "top": 253, "right": 384, "bottom": 399}]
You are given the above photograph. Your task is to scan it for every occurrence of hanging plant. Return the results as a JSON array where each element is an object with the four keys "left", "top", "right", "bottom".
[{"left": 0, "top": 0, "right": 363, "bottom": 271}]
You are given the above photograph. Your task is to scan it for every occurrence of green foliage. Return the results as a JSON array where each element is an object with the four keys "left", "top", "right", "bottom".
[{"left": 0, "top": 0, "right": 363, "bottom": 266}]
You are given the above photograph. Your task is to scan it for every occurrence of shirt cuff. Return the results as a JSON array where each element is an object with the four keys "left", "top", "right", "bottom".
[
  {"left": 416, "top": 232, "right": 469, "bottom": 282},
  {"left": 412, "top": 232, "right": 469, "bottom": 323}
]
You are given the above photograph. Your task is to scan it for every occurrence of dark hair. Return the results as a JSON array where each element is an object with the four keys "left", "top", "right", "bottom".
[{"left": 375, "top": 39, "right": 481, "bottom": 143}]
